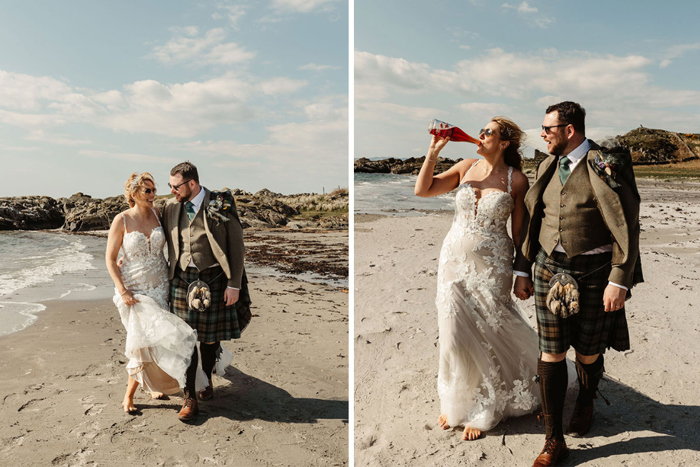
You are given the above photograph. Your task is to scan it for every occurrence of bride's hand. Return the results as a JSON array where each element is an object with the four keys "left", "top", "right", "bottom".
[
  {"left": 121, "top": 290, "right": 140, "bottom": 306},
  {"left": 513, "top": 276, "right": 533, "bottom": 300},
  {"left": 430, "top": 134, "right": 450, "bottom": 153}
]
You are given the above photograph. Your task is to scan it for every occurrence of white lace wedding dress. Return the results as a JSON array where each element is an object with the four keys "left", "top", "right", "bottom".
[
  {"left": 436, "top": 162, "right": 540, "bottom": 432},
  {"left": 114, "top": 211, "right": 200, "bottom": 395}
]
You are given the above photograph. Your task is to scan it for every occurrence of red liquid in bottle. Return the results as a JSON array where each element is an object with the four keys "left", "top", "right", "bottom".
[{"left": 428, "top": 119, "right": 480, "bottom": 145}]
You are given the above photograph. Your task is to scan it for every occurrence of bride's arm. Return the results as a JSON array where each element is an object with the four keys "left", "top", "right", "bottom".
[
  {"left": 510, "top": 171, "right": 534, "bottom": 299},
  {"left": 414, "top": 135, "right": 472, "bottom": 198},
  {"left": 106, "top": 213, "right": 138, "bottom": 305}
]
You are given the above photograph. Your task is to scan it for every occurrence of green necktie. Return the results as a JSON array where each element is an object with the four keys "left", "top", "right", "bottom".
[
  {"left": 185, "top": 201, "right": 196, "bottom": 221},
  {"left": 559, "top": 156, "right": 571, "bottom": 184}
]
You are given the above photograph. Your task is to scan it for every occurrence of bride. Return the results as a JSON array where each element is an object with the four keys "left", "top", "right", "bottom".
[
  {"left": 414, "top": 117, "right": 540, "bottom": 440},
  {"left": 106, "top": 172, "right": 200, "bottom": 413}
]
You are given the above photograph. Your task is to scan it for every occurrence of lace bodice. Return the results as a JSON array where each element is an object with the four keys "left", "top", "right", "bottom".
[
  {"left": 438, "top": 162, "right": 517, "bottom": 323},
  {"left": 118, "top": 210, "right": 169, "bottom": 309},
  {"left": 452, "top": 162, "right": 514, "bottom": 236}
]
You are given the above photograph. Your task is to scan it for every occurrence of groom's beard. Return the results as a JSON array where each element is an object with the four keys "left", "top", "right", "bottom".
[
  {"left": 176, "top": 186, "right": 193, "bottom": 203},
  {"left": 547, "top": 137, "right": 567, "bottom": 156}
]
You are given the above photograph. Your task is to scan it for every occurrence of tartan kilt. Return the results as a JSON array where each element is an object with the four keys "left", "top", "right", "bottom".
[
  {"left": 534, "top": 248, "right": 630, "bottom": 355},
  {"left": 170, "top": 265, "right": 252, "bottom": 342}
]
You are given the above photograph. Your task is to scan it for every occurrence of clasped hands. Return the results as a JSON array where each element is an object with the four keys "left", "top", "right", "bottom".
[{"left": 513, "top": 276, "right": 534, "bottom": 300}]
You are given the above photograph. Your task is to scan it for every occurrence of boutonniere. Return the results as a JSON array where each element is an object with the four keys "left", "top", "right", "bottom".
[
  {"left": 589, "top": 153, "right": 622, "bottom": 189},
  {"left": 206, "top": 192, "right": 231, "bottom": 225}
]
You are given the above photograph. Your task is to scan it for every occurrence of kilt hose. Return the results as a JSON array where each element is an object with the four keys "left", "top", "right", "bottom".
[
  {"left": 170, "top": 265, "right": 252, "bottom": 343},
  {"left": 534, "top": 248, "right": 630, "bottom": 356}
]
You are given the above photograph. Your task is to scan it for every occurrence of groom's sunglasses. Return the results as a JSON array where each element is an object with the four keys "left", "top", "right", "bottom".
[
  {"left": 168, "top": 180, "right": 191, "bottom": 191},
  {"left": 541, "top": 123, "right": 569, "bottom": 134}
]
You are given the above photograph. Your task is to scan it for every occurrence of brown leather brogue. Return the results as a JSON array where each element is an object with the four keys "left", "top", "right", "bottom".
[
  {"left": 567, "top": 402, "right": 594, "bottom": 436},
  {"left": 533, "top": 437, "right": 569, "bottom": 467},
  {"left": 199, "top": 378, "right": 214, "bottom": 401},
  {"left": 178, "top": 396, "right": 199, "bottom": 422}
]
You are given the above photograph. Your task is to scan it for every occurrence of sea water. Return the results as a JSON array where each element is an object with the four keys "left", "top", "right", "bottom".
[
  {"left": 354, "top": 173, "right": 454, "bottom": 215},
  {"left": 0, "top": 231, "right": 111, "bottom": 336},
  {"left": 0, "top": 229, "right": 347, "bottom": 336}
]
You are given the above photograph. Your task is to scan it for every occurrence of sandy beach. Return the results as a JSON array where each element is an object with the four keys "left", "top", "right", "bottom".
[
  {"left": 0, "top": 230, "right": 348, "bottom": 466},
  {"left": 354, "top": 178, "right": 700, "bottom": 466}
]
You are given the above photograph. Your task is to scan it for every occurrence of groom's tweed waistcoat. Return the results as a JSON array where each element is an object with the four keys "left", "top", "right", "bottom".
[
  {"left": 178, "top": 205, "right": 217, "bottom": 271},
  {"left": 539, "top": 158, "right": 609, "bottom": 257}
]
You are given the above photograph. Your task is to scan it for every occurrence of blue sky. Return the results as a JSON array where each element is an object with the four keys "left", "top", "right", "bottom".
[
  {"left": 355, "top": 0, "right": 700, "bottom": 161},
  {"left": 0, "top": 0, "right": 348, "bottom": 198}
]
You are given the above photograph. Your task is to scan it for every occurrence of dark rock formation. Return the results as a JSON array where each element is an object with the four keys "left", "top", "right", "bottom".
[
  {"left": 0, "top": 189, "right": 348, "bottom": 232},
  {"left": 354, "top": 156, "right": 463, "bottom": 175},
  {"left": 61, "top": 195, "right": 130, "bottom": 232},
  {"left": 0, "top": 196, "right": 65, "bottom": 230}
]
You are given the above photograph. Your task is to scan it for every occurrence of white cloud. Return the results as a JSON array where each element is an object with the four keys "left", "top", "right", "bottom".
[
  {"left": 501, "top": 1, "right": 554, "bottom": 28},
  {"left": 299, "top": 63, "right": 341, "bottom": 71},
  {"left": 355, "top": 51, "right": 433, "bottom": 93},
  {"left": 355, "top": 101, "right": 441, "bottom": 123},
  {"left": 0, "top": 67, "right": 309, "bottom": 138},
  {"left": 150, "top": 28, "right": 256, "bottom": 66},
  {"left": 355, "top": 48, "right": 700, "bottom": 158},
  {"left": 26, "top": 130, "right": 92, "bottom": 146},
  {"left": 175, "top": 95, "right": 348, "bottom": 169},
  {"left": 0, "top": 109, "right": 67, "bottom": 129},
  {"left": 79, "top": 149, "right": 177, "bottom": 164},
  {"left": 501, "top": 1, "right": 537, "bottom": 13},
  {"left": 271, "top": 0, "right": 340, "bottom": 14},
  {"left": 215, "top": 4, "right": 248, "bottom": 28},
  {"left": 354, "top": 48, "right": 700, "bottom": 111},
  {"left": 659, "top": 42, "right": 700, "bottom": 68},
  {"left": 0, "top": 71, "right": 72, "bottom": 111}
]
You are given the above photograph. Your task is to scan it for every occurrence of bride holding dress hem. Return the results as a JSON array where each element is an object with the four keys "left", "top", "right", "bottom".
[{"left": 106, "top": 172, "right": 205, "bottom": 413}]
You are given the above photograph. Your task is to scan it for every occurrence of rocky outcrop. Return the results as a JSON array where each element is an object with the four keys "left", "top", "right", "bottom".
[
  {"left": 618, "top": 127, "right": 700, "bottom": 165},
  {"left": 60, "top": 194, "right": 131, "bottom": 232},
  {"left": 0, "top": 196, "right": 65, "bottom": 230},
  {"left": 0, "top": 189, "right": 348, "bottom": 232},
  {"left": 354, "top": 157, "right": 462, "bottom": 175}
]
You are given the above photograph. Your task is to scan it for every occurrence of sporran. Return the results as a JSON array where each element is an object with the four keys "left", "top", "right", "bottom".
[
  {"left": 187, "top": 279, "right": 212, "bottom": 312},
  {"left": 546, "top": 273, "right": 580, "bottom": 318}
]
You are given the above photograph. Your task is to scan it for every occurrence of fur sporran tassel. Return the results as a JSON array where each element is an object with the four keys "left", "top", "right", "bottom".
[{"left": 546, "top": 277, "right": 580, "bottom": 318}]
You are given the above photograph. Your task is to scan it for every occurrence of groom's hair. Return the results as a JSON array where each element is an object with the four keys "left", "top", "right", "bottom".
[
  {"left": 546, "top": 101, "right": 586, "bottom": 136},
  {"left": 171, "top": 161, "right": 199, "bottom": 184}
]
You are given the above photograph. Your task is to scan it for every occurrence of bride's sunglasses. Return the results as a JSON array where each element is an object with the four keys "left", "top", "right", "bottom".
[
  {"left": 479, "top": 128, "right": 497, "bottom": 137},
  {"left": 142, "top": 187, "right": 157, "bottom": 195}
]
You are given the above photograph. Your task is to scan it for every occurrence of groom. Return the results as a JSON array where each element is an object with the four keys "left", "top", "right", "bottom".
[
  {"left": 514, "top": 102, "right": 643, "bottom": 466},
  {"left": 163, "top": 161, "right": 251, "bottom": 422}
]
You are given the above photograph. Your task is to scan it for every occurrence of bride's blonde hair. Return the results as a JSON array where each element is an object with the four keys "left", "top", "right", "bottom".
[
  {"left": 124, "top": 172, "right": 156, "bottom": 208},
  {"left": 491, "top": 116, "right": 526, "bottom": 171}
]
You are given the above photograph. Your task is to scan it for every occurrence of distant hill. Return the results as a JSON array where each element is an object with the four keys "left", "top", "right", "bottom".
[{"left": 617, "top": 127, "right": 700, "bottom": 165}]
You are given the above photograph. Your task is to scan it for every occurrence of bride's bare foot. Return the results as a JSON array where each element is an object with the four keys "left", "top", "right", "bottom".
[
  {"left": 150, "top": 392, "right": 164, "bottom": 400},
  {"left": 437, "top": 414, "right": 450, "bottom": 430},
  {"left": 122, "top": 396, "right": 137, "bottom": 414},
  {"left": 462, "top": 426, "right": 482, "bottom": 441}
]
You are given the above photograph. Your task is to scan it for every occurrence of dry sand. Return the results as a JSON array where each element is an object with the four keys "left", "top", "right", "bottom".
[
  {"left": 354, "top": 178, "right": 700, "bottom": 466},
  {"left": 0, "top": 236, "right": 348, "bottom": 466}
]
